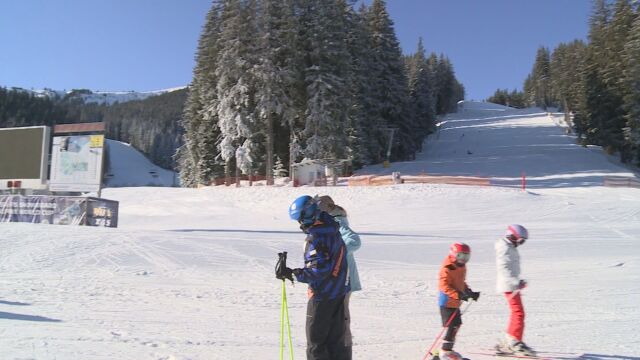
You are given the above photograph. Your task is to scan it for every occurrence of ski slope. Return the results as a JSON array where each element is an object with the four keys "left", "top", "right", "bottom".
[
  {"left": 104, "top": 139, "right": 177, "bottom": 188},
  {"left": 0, "top": 102, "right": 639, "bottom": 360}
]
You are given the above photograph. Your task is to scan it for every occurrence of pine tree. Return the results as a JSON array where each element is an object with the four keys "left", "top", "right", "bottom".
[
  {"left": 297, "top": 0, "right": 350, "bottom": 160},
  {"left": 550, "top": 40, "right": 587, "bottom": 116},
  {"left": 487, "top": 89, "right": 509, "bottom": 106},
  {"left": 215, "top": 0, "right": 260, "bottom": 180},
  {"left": 343, "top": 2, "right": 378, "bottom": 166},
  {"left": 273, "top": 155, "right": 287, "bottom": 177},
  {"left": 532, "top": 46, "right": 552, "bottom": 109},
  {"left": 365, "top": 0, "right": 416, "bottom": 161},
  {"left": 623, "top": 12, "right": 640, "bottom": 165},
  {"left": 177, "top": 2, "right": 224, "bottom": 186},
  {"left": 406, "top": 37, "right": 436, "bottom": 147},
  {"left": 601, "top": 0, "right": 637, "bottom": 156},
  {"left": 254, "top": 0, "right": 297, "bottom": 184},
  {"left": 578, "top": 0, "right": 611, "bottom": 144}
]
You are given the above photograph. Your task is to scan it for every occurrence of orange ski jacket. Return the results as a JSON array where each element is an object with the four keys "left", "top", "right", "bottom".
[{"left": 438, "top": 256, "right": 469, "bottom": 308}]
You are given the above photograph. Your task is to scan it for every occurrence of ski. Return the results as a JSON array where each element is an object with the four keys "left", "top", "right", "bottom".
[{"left": 468, "top": 350, "right": 583, "bottom": 360}]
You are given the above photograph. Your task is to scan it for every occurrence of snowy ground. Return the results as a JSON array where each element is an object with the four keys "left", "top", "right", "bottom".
[{"left": 1, "top": 102, "right": 639, "bottom": 360}]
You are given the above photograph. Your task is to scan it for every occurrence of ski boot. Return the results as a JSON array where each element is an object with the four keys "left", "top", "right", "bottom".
[
  {"left": 495, "top": 340, "right": 537, "bottom": 357},
  {"left": 439, "top": 350, "right": 466, "bottom": 360}
]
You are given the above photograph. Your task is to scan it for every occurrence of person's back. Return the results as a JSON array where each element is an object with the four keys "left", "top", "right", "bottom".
[
  {"left": 495, "top": 236, "right": 521, "bottom": 293},
  {"left": 316, "top": 195, "right": 361, "bottom": 292}
]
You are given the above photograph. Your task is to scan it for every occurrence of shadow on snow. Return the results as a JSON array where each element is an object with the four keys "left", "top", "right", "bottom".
[{"left": 0, "top": 311, "right": 62, "bottom": 322}]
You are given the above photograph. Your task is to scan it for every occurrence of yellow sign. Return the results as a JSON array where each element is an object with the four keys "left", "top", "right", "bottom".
[{"left": 90, "top": 135, "right": 104, "bottom": 148}]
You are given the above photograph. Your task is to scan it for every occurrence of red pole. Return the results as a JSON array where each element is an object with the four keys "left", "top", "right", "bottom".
[
  {"left": 521, "top": 171, "right": 526, "bottom": 191},
  {"left": 422, "top": 302, "right": 473, "bottom": 360}
]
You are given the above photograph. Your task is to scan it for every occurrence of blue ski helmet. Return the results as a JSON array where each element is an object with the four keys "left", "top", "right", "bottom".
[{"left": 289, "top": 195, "right": 319, "bottom": 226}]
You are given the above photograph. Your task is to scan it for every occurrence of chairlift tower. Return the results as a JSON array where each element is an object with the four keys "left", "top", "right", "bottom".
[{"left": 381, "top": 127, "right": 397, "bottom": 168}]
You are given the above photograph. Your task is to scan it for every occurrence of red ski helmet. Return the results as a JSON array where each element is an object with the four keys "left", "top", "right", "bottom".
[
  {"left": 449, "top": 242, "right": 471, "bottom": 264},
  {"left": 506, "top": 224, "right": 528, "bottom": 246}
]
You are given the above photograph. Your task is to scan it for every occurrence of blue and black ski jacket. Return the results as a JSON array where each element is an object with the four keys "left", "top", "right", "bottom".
[{"left": 294, "top": 212, "right": 350, "bottom": 301}]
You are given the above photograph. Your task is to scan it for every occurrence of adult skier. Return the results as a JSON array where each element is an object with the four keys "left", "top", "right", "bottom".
[
  {"left": 316, "top": 195, "right": 361, "bottom": 354},
  {"left": 435, "top": 242, "right": 480, "bottom": 360},
  {"left": 277, "top": 195, "right": 351, "bottom": 360},
  {"left": 495, "top": 224, "right": 536, "bottom": 356}
]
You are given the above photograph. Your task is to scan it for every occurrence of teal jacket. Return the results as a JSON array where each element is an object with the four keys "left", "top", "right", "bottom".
[{"left": 332, "top": 214, "right": 362, "bottom": 292}]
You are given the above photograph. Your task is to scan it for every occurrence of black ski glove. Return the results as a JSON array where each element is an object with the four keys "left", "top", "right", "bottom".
[
  {"left": 277, "top": 267, "right": 303, "bottom": 282},
  {"left": 276, "top": 266, "right": 294, "bottom": 282},
  {"left": 459, "top": 291, "right": 470, "bottom": 301},
  {"left": 462, "top": 288, "right": 480, "bottom": 301},
  {"left": 518, "top": 279, "right": 527, "bottom": 289}
]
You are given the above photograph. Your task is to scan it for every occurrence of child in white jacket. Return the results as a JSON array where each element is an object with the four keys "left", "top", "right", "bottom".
[{"left": 495, "top": 224, "right": 536, "bottom": 356}]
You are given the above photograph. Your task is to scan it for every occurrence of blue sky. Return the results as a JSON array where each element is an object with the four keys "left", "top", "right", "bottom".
[{"left": 0, "top": 0, "right": 592, "bottom": 100}]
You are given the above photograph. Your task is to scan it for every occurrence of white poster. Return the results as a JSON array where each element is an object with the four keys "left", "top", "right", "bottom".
[{"left": 49, "top": 135, "right": 104, "bottom": 192}]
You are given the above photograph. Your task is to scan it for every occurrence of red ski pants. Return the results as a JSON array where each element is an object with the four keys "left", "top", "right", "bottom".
[{"left": 504, "top": 292, "right": 525, "bottom": 341}]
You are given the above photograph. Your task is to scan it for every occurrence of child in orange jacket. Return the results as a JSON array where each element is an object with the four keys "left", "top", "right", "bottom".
[{"left": 435, "top": 243, "right": 480, "bottom": 360}]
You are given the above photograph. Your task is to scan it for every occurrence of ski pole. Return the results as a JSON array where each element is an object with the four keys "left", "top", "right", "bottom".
[
  {"left": 279, "top": 279, "right": 294, "bottom": 360},
  {"left": 422, "top": 301, "right": 473, "bottom": 360},
  {"left": 276, "top": 251, "right": 294, "bottom": 360}
]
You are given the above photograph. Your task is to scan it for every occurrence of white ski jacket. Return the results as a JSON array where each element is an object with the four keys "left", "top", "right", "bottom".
[{"left": 495, "top": 237, "right": 521, "bottom": 293}]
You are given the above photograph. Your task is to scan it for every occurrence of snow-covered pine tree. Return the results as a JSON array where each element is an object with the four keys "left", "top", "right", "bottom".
[
  {"left": 254, "top": 0, "right": 297, "bottom": 185},
  {"left": 178, "top": 2, "right": 224, "bottom": 187},
  {"left": 344, "top": 2, "right": 380, "bottom": 166},
  {"left": 273, "top": 155, "right": 287, "bottom": 177},
  {"left": 297, "top": 0, "right": 350, "bottom": 160},
  {"left": 215, "top": 0, "right": 260, "bottom": 182}
]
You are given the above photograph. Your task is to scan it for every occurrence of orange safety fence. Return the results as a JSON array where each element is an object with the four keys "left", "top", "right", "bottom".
[
  {"left": 347, "top": 175, "right": 395, "bottom": 186},
  {"left": 348, "top": 174, "right": 490, "bottom": 187},
  {"left": 209, "top": 175, "right": 268, "bottom": 186},
  {"left": 603, "top": 176, "right": 640, "bottom": 189}
]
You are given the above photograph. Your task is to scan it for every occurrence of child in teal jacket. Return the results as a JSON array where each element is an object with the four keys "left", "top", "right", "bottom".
[{"left": 317, "top": 195, "right": 361, "bottom": 352}]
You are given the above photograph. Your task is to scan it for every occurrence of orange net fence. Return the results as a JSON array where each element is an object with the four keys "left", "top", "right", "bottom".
[{"left": 348, "top": 174, "right": 490, "bottom": 187}]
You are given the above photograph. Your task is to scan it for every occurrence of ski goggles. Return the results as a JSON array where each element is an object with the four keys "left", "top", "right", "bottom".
[
  {"left": 455, "top": 252, "right": 471, "bottom": 263},
  {"left": 507, "top": 234, "right": 527, "bottom": 245}
]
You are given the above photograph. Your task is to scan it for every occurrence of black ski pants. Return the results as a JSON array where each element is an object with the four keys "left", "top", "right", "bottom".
[
  {"left": 440, "top": 306, "right": 462, "bottom": 351},
  {"left": 306, "top": 295, "right": 351, "bottom": 360}
]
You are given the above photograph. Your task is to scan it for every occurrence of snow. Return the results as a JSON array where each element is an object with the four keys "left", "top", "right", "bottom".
[{"left": 1, "top": 102, "right": 639, "bottom": 359}]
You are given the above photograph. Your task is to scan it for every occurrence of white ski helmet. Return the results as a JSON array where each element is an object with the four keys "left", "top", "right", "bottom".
[{"left": 506, "top": 224, "right": 528, "bottom": 246}]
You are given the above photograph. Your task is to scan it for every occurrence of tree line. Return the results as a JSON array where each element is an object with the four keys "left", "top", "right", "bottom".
[
  {"left": 177, "top": 0, "right": 464, "bottom": 187},
  {"left": 0, "top": 86, "right": 186, "bottom": 170},
  {"left": 488, "top": 0, "right": 640, "bottom": 167}
]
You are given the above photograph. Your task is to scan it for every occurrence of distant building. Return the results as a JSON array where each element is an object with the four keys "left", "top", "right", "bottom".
[
  {"left": 291, "top": 158, "right": 352, "bottom": 186},
  {"left": 291, "top": 159, "right": 326, "bottom": 186}
]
